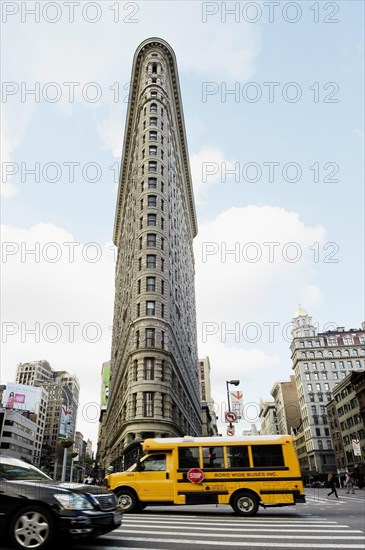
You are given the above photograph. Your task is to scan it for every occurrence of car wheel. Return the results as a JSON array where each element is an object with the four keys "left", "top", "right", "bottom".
[
  {"left": 9, "top": 505, "right": 54, "bottom": 550},
  {"left": 231, "top": 491, "right": 259, "bottom": 516},
  {"left": 115, "top": 489, "right": 139, "bottom": 513}
]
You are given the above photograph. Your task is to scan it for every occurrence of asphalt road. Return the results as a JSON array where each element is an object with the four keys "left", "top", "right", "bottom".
[{"left": 1, "top": 489, "right": 364, "bottom": 550}]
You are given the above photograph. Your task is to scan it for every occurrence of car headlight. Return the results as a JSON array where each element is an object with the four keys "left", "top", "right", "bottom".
[{"left": 54, "top": 492, "right": 94, "bottom": 510}]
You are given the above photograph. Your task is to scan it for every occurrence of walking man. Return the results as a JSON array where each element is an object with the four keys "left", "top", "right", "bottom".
[
  {"left": 327, "top": 473, "right": 339, "bottom": 499},
  {"left": 345, "top": 471, "right": 355, "bottom": 494}
]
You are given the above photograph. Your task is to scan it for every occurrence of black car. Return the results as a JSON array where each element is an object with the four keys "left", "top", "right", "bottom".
[{"left": 0, "top": 457, "right": 122, "bottom": 550}]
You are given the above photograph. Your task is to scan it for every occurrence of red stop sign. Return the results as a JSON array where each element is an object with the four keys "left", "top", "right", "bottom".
[{"left": 187, "top": 468, "right": 204, "bottom": 484}]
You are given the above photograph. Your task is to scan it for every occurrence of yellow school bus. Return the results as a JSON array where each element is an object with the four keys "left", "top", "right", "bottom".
[{"left": 106, "top": 435, "right": 305, "bottom": 516}]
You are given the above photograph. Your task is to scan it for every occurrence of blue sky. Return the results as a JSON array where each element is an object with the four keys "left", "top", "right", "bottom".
[{"left": 1, "top": 1, "right": 364, "bottom": 445}]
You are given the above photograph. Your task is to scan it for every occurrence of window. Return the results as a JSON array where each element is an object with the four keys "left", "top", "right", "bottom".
[
  {"left": 324, "top": 383, "right": 329, "bottom": 391},
  {"left": 322, "top": 372, "right": 328, "bottom": 380},
  {"left": 147, "top": 194, "right": 157, "bottom": 207},
  {"left": 161, "top": 331, "right": 165, "bottom": 349},
  {"left": 161, "top": 303, "right": 165, "bottom": 318},
  {"left": 147, "top": 233, "right": 157, "bottom": 247},
  {"left": 226, "top": 446, "right": 250, "bottom": 468},
  {"left": 330, "top": 361, "right": 336, "bottom": 369},
  {"left": 339, "top": 361, "right": 344, "bottom": 369},
  {"left": 161, "top": 279, "right": 165, "bottom": 294},
  {"left": 136, "top": 303, "right": 140, "bottom": 317},
  {"left": 347, "top": 361, "right": 352, "bottom": 369},
  {"left": 161, "top": 237, "right": 164, "bottom": 250},
  {"left": 144, "top": 358, "right": 154, "bottom": 380},
  {"left": 137, "top": 279, "right": 141, "bottom": 294},
  {"left": 355, "top": 360, "right": 361, "bottom": 368},
  {"left": 333, "top": 372, "right": 338, "bottom": 379},
  {"left": 146, "top": 301, "right": 155, "bottom": 316},
  {"left": 149, "top": 146, "right": 157, "bottom": 156},
  {"left": 131, "top": 393, "right": 137, "bottom": 416},
  {"left": 148, "top": 161, "right": 157, "bottom": 172},
  {"left": 178, "top": 447, "right": 199, "bottom": 469},
  {"left": 149, "top": 130, "right": 157, "bottom": 141},
  {"left": 146, "top": 328, "right": 155, "bottom": 347},
  {"left": 308, "top": 384, "right": 313, "bottom": 391},
  {"left": 142, "top": 454, "right": 166, "bottom": 471},
  {"left": 146, "top": 276, "right": 156, "bottom": 292},
  {"left": 150, "top": 103, "right": 158, "bottom": 113},
  {"left": 305, "top": 373, "right": 311, "bottom": 380},
  {"left": 148, "top": 177, "right": 157, "bottom": 188},
  {"left": 144, "top": 392, "right": 154, "bottom": 416},
  {"left": 316, "top": 383, "right": 321, "bottom": 391},
  {"left": 161, "top": 217, "right": 164, "bottom": 229},
  {"left": 252, "top": 445, "right": 284, "bottom": 467},
  {"left": 147, "top": 213, "right": 157, "bottom": 226},
  {"left": 161, "top": 258, "right": 164, "bottom": 271},
  {"left": 150, "top": 117, "right": 157, "bottom": 126},
  {"left": 136, "top": 330, "right": 140, "bottom": 348},
  {"left": 146, "top": 255, "right": 156, "bottom": 268},
  {"left": 202, "top": 446, "right": 224, "bottom": 469}
]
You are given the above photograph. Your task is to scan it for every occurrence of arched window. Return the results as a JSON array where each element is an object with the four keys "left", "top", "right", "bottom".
[{"left": 150, "top": 103, "right": 158, "bottom": 113}]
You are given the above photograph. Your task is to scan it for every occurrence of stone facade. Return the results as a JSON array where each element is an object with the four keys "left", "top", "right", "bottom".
[
  {"left": 101, "top": 38, "right": 201, "bottom": 470},
  {"left": 291, "top": 308, "right": 365, "bottom": 474}
]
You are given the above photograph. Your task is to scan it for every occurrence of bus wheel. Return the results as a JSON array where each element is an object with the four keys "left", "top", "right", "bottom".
[
  {"left": 115, "top": 489, "right": 139, "bottom": 513},
  {"left": 231, "top": 492, "right": 259, "bottom": 516}
]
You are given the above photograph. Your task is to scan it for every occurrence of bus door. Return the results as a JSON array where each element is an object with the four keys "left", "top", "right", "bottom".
[{"left": 138, "top": 453, "right": 172, "bottom": 501}]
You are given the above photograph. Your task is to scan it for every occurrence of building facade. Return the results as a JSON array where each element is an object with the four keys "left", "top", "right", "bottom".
[
  {"left": 259, "top": 399, "right": 279, "bottom": 435},
  {"left": 15, "top": 361, "right": 79, "bottom": 476},
  {"left": 101, "top": 38, "right": 201, "bottom": 470},
  {"left": 271, "top": 375, "right": 300, "bottom": 435},
  {"left": 327, "top": 370, "right": 365, "bottom": 483},
  {"left": 198, "top": 357, "right": 218, "bottom": 437},
  {"left": 291, "top": 308, "right": 365, "bottom": 475}
]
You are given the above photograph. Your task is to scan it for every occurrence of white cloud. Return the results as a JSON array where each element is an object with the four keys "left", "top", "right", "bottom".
[
  {"left": 190, "top": 147, "right": 236, "bottom": 202},
  {"left": 194, "top": 205, "right": 325, "bottom": 325},
  {"left": 1, "top": 223, "right": 116, "bottom": 442}
]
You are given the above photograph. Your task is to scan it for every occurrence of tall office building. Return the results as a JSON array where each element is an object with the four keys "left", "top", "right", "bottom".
[
  {"left": 15, "top": 361, "right": 79, "bottom": 476},
  {"left": 102, "top": 38, "right": 201, "bottom": 469},
  {"left": 290, "top": 308, "right": 365, "bottom": 474}
]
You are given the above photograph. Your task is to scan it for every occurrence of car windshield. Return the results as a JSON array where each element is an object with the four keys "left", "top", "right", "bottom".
[{"left": 0, "top": 462, "right": 52, "bottom": 481}]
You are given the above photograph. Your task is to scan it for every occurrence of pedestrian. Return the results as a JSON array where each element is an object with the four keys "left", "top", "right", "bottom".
[
  {"left": 345, "top": 471, "right": 355, "bottom": 494},
  {"left": 327, "top": 473, "right": 339, "bottom": 499}
]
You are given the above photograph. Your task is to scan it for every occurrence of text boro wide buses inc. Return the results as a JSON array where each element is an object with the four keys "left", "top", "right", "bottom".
[{"left": 105, "top": 435, "right": 305, "bottom": 516}]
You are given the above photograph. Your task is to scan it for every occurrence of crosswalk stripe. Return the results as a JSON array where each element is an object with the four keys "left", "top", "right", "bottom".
[
  {"left": 123, "top": 519, "right": 349, "bottom": 528},
  {"left": 109, "top": 529, "right": 365, "bottom": 540},
  {"left": 120, "top": 524, "right": 363, "bottom": 533},
  {"left": 100, "top": 535, "right": 365, "bottom": 548}
]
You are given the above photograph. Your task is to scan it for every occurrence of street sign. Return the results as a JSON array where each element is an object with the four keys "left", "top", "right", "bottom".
[
  {"left": 187, "top": 468, "right": 204, "bottom": 484},
  {"left": 225, "top": 411, "right": 237, "bottom": 423},
  {"left": 227, "top": 427, "right": 235, "bottom": 436}
]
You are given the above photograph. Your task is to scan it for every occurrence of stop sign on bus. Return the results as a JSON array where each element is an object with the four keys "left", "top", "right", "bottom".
[{"left": 187, "top": 468, "right": 204, "bottom": 484}]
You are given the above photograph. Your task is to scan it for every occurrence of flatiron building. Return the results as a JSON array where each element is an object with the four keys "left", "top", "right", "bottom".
[{"left": 101, "top": 38, "right": 201, "bottom": 469}]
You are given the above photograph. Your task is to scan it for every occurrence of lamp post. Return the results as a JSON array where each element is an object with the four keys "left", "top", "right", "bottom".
[{"left": 226, "top": 379, "right": 240, "bottom": 430}]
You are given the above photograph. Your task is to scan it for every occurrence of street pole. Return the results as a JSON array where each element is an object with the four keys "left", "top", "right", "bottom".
[
  {"left": 226, "top": 381, "right": 232, "bottom": 428},
  {"left": 61, "top": 446, "right": 68, "bottom": 482}
]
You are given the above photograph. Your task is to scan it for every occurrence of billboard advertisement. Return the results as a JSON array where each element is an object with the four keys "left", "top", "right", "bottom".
[
  {"left": 100, "top": 362, "right": 110, "bottom": 410},
  {"left": 2, "top": 382, "right": 41, "bottom": 413},
  {"left": 59, "top": 405, "right": 72, "bottom": 438}
]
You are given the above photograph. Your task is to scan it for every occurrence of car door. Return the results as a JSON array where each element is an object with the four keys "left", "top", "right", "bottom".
[{"left": 137, "top": 453, "right": 172, "bottom": 502}]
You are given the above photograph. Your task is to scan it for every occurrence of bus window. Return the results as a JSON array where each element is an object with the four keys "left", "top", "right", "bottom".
[
  {"left": 227, "top": 445, "right": 249, "bottom": 468},
  {"left": 202, "top": 447, "right": 224, "bottom": 468},
  {"left": 251, "top": 445, "right": 285, "bottom": 467},
  {"left": 141, "top": 454, "right": 166, "bottom": 471},
  {"left": 178, "top": 447, "right": 199, "bottom": 469}
]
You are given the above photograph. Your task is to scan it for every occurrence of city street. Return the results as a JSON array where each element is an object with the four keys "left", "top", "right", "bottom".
[
  {"left": 72, "top": 489, "right": 364, "bottom": 550},
  {"left": 1, "top": 489, "right": 363, "bottom": 550}
]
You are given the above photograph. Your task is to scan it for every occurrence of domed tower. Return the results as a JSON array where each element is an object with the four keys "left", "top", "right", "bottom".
[{"left": 291, "top": 306, "right": 317, "bottom": 339}]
